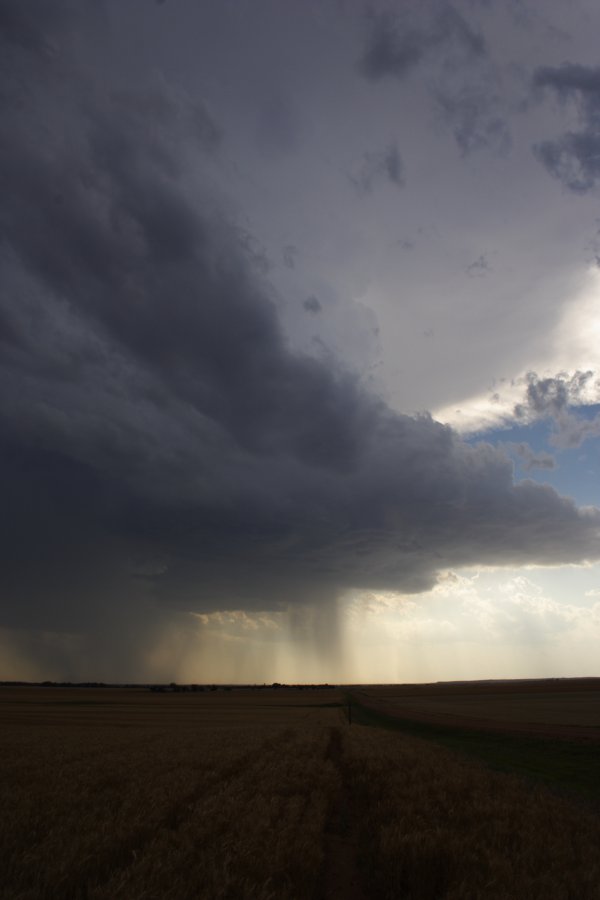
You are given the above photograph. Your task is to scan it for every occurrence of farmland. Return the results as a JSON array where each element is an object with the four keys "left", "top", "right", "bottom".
[
  {"left": 354, "top": 678, "right": 600, "bottom": 738},
  {"left": 350, "top": 679, "right": 600, "bottom": 806},
  {"left": 2, "top": 683, "right": 600, "bottom": 899}
]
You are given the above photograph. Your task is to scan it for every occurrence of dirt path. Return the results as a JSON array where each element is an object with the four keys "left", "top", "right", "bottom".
[{"left": 318, "top": 726, "right": 366, "bottom": 900}]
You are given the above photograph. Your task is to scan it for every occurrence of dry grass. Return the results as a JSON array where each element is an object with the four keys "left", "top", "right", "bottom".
[
  {"left": 345, "top": 726, "right": 600, "bottom": 899},
  {"left": 357, "top": 679, "right": 600, "bottom": 739},
  {"left": 0, "top": 688, "right": 341, "bottom": 900},
  {"left": 2, "top": 687, "right": 600, "bottom": 899}
]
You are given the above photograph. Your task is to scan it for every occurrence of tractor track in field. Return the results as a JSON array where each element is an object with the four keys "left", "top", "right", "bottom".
[{"left": 318, "top": 726, "right": 365, "bottom": 900}]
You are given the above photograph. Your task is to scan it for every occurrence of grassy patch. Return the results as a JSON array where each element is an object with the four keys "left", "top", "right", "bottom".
[{"left": 347, "top": 695, "right": 600, "bottom": 809}]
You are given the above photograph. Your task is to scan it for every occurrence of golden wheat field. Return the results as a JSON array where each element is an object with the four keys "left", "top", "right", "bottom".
[{"left": 2, "top": 686, "right": 600, "bottom": 899}]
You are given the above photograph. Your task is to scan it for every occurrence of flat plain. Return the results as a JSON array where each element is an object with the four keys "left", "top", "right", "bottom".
[
  {"left": 2, "top": 682, "right": 600, "bottom": 899},
  {"left": 355, "top": 678, "right": 600, "bottom": 738}
]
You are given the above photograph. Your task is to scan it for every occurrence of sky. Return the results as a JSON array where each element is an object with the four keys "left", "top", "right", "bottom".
[{"left": 2, "top": 0, "right": 600, "bottom": 684}]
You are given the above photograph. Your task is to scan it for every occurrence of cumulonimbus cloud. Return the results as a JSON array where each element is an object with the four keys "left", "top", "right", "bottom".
[
  {"left": 533, "top": 63, "right": 600, "bottom": 192},
  {"left": 1, "top": 2, "right": 599, "bottom": 665},
  {"left": 358, "top": 5, "right": 485, "bottom": 83}
]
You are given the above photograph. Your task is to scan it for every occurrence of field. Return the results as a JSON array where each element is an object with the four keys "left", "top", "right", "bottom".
[
  {"left": 351, "top": 679, "right": 600, "bottom": 807},
  {"left": 355, "top": 679, "right": 600, "bottom": 738},
  {"left": 2, "top": 683, "right": 600, "bottom": 899}
]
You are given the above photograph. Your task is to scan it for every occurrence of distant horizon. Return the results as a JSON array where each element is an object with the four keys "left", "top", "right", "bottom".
[{"left": 3, "top": 674, "right": 599, "bottom": 688}]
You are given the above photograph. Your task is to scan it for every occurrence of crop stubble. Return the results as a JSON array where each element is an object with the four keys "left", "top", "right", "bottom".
[{"left": 2, "top": 686, "right": 600, "bottom": 899}]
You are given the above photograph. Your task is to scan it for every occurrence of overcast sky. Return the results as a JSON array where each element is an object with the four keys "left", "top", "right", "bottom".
[{"left": 2, "top": 0, "right": 600, "bottom": 683}]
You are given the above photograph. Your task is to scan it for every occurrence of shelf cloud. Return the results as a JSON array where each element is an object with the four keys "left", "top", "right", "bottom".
[{"left": 2, "top": 1, "right": 600, "bottom": 679}]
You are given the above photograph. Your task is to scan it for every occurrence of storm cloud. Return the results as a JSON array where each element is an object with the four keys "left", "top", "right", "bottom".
[
  {"left": 436, "top": 85, "right": 511, "bottom": 157},
  {"left": 533, "top": 63, "right": 600, "bottom": 192},
  {"left": 358, "top": 6, "right": 508, "bottom": 162},
  {"left": 1, "top": 2, "right": 600, "bottom": 677},
  {"left": 351, "top": 142, "right": 404, "bottom": 193},
  {"left": 358, "top": 5, "right": 485, "bottom": 82}
]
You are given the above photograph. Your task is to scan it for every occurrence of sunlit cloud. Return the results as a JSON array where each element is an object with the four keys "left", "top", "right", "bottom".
[{"left": 434, "top": 267, "right": 600, "bottom": 434}]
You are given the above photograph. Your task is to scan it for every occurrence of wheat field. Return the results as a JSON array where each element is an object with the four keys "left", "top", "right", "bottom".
[{"left": 2, "top": 686, "right": 600, "bottom": 899}]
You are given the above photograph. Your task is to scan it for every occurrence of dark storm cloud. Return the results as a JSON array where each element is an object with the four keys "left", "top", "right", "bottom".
[
  {"left": 256, "top": 94, "right": 300, "bottom": 159},
  {"left": 466, "top": 254, "right": 491, "bottom": 277},
  {"left": 0, "top": 0, "right": 70, "bottom": 53},
  {"left": 382, "top": 142, "right": 404, "bottom": 185},
  {"left": 359, "top": 10, "right": 425, "bottom": 82},
  {"left": 358, "top": 6, "right": 503, "bottom": 160},
  {"left": 303, "top": 296, "right": 322, "bottom": 314},
  {"left": 358, "top": 5, "right": 485, "bottom": 83},
  {"left": 436, "top": 85, "right": 511, "bottom": 157},
  {"left": 1, "top": 1, "right": 599, "bottom": 672},
  {"left": 282, "top": 245, "right": 297, "bottom": 270},
  {"left": 351, "top": 142, "right": 404, "bottom": 192},
  {"left": 533, "top": 64, "right": 600, "bottom": 192}
]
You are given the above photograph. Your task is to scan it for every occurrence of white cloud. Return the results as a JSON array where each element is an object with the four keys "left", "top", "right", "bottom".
[
  {"left": 350, "top": 568, "right": 600, "bottom": 649},
  {"left": 193, "top": 610, "right": 282, "bottom": 634},
  {"left": 433, "top": 267, "right": 600, "bottom": 433}
]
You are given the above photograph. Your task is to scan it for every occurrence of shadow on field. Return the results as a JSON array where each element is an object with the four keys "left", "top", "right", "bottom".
[
  {"left": 320, "top": 727, "right": 365, "bottom": 900},
  {"left": 346, "top": 694, "right": 600, "bottom": 812}
]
